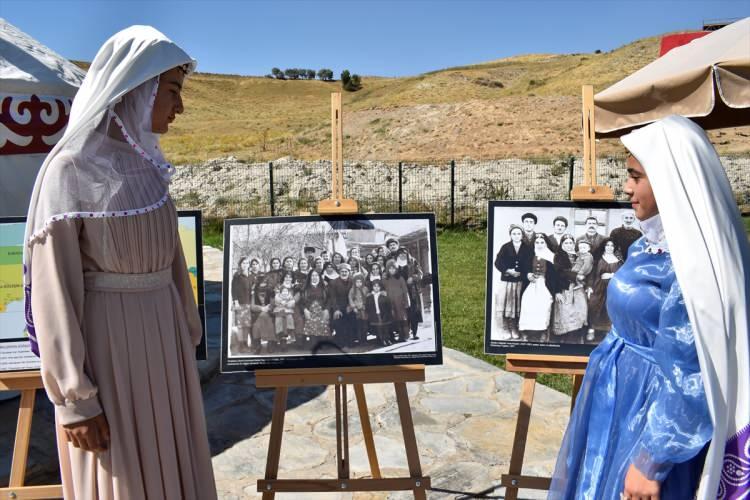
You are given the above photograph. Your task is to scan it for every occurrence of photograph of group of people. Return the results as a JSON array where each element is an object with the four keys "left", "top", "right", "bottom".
[
  {"left": 485, "top": 201, "right": 641, "bottom": 355},
  {"left": 221, "top": 214, "right": 442, "bottom": 371}
]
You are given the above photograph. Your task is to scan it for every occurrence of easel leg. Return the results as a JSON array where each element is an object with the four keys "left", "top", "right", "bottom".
[
  {"left": 354, "top": 383, "right": 381, "bottom": 478},
  {"left": 505, "top": 373, "right": 537, "bottom": 500},
  {"left": 9, "top": 389, "right": 36, "bottom": 487},
  {"left": 570, "top": 374, "right": 584, "bottom": 414},
  {"left": 334, "top": 383, "right": 351, "bottom": 479},
  {"left": 262, "top": 387, "right": 288, "bottom": 500},
  {"left": 395, "top": 382, "right": 426, "bottom": 500}
]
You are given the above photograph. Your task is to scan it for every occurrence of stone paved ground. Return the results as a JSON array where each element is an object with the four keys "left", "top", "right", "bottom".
[{"left": 1, "top": 246, "right": 571, "bottom": 499}]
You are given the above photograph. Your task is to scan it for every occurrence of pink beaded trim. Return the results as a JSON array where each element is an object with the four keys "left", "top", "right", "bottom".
[
  {"left": 109, "top": 110, "right": 174, "bottom": 179},
  {"left": 28, "top": 79, "right": 172, "bottom": 245},
  {"left": 28, "top": 193, "right": 170, "bottom": 243}
]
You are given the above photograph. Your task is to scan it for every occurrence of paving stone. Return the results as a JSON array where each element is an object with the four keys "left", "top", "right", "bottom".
[
  {"left": 421, "top": 395, "right": 500, "bottom": 416},
  {"left": 423, "top": 378, "right": 466, "bottom": 394}
]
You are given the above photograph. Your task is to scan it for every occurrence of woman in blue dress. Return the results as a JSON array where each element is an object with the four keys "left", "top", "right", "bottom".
[{"left": 549, "top": 116, "right": 750, "bottom": 500}]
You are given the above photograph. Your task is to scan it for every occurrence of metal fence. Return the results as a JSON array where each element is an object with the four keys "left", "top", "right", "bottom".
[{"left": 170, "top": 155, "right": 750, "bottom": 226}]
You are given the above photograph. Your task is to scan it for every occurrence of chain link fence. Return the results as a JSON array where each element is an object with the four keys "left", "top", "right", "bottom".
[{"left": 170, "top": 155, "right": 750, "bottom": 225}]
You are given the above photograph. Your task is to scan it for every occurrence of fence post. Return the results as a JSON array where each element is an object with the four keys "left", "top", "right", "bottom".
[
  {"left": 269, "top": 161, "right": 275, "bottom": 216},
  {"left": 568, "top": 156, "right": 575, "bottom": 200},
  {"left": 398, "top": 162, "right": 403, "bottom": 212},
  {"left": 450, "top": 160, "right": 456, "bottom": 226}
]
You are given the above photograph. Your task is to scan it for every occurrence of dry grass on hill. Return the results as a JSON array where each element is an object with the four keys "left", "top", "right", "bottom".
[{"left": 78, "top": 32, "right": 750, "bottom": 164}]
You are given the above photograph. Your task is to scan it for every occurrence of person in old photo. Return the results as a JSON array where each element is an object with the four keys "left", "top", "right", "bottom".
[
  {"left": 575, "top": 216, "right": 606, "bottom": 258},
  {"left": 518, "top": 233, "right": 556, "bottom": 341},
  {"left": 493, "top": 224, "right": 532, "bottom": 340},
  {"left": 548, "top": 216, "right": 569, "bottom": 253},
  {"left": 609, "top": 210, "right": 642, "bottom": 261}
]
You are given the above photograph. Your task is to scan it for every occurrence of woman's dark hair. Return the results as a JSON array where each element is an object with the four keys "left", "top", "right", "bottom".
[
  {"left": 298, "top": 257, "right": 309, "bottom": 269},
  {"left": 594, "top": 237, "right": 618, "bottom": 261},
  {"left": 305, "top": 269, "right": 323, "bottom": 288},
  {"left": 281, "top": 271, "right": 295, "bottom": 283},
  {"left": 270, "top": 257, "right": 281, "bottom": 266},
  {"left": 332, "top": 252, "right": 345, "bottom": 264},
  {"left": 555, "top": 234, "right": 576, "bottom": 256},
  {"left": 533, "top": 232, "right": 550, "bottom": 247},
  {"left": 237, "top": 257, "right": 248, "bottom": 269},
  {"left": 282, "top": 256, "right": 295, "bottom": 269}
]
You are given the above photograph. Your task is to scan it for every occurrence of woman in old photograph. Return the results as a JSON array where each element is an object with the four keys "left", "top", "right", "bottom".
[
  {"left": 332, "top": 251, "right": 345, "bottom": 270},
  {"left": 251, "top": 275, "right": 276, "bottom": 353},
  {"left": 366, "top": 279, "right": 393, "bottom": 346},
  {"left": 266, "top": 257, "right": 283, "bottom": 291},
  {"left": 322, "top": 262, "right": 340, "bottom": 284},
  {"left": 494, "top": 224, "right": 532, "bottom": 340},
  {"left": 295, "top": 257, "right": 310, "bottom": 287},
  {"left": 231, "top": 256, "right": 255, "bottom": 353},
  {"left": 301, "top": 269, "right": 332, "bottom": 348},
  {"left": 348, "top": 256, "right": 368, "bottom": 280},
  {"left": 550, "top": 234, "right": 589, "bottom": 343},
  {"left": 368, "top": 262, "right": 384, "bottom": 283},
  {"left": 551, "top": 116, "right": 749, "bottom": 499},
  {"left": 395, "top": 247, "right": 424, "bottom": 340},
  {"left": 23, "top": 26, "right": 216, "bottom": 499},
  {"left": 518, "top": 233, "right": 556, "bottom": 341},
  {"left": 383, "top": 260, "right": 411, "bottom": 343},
  {"left": 587, "top": 238, "right": 622, "bottom": 339},
  {"left": 348, "top": 273, "right": 370, "bottom": 344},
  {"left": 364, "top": 253, "right": 376, "bottom": 273}
]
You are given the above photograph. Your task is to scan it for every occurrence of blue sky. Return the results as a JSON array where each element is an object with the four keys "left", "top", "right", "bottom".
[{"left": 2, "top": 1, "right": 747, "bottom": 77}]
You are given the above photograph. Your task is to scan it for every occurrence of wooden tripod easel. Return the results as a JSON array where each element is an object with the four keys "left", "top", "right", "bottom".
[
  {"left": 0, "top": 371, "right": 63, "bottom": 499},
  {"left": 502, "top": 84, "right": 615, "bottom": 499},
  {"left": 256, "top": 93, "right": 430, "bottom": 499}
]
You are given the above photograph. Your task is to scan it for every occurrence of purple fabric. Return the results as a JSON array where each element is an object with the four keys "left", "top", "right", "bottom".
[
  {"left": 24, "top": 279, "right": 40, "bottom": 357},
  {"left": 719, "top": 424, "right": 750, "bottom": 499}
]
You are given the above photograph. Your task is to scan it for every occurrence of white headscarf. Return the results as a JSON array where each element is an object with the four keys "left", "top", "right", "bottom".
[
  {"left": 622, "top": 115, "right": 750, "bottom": 499},
  {"left": 23, "top": 26, "right": 196, "bottom": 356}
]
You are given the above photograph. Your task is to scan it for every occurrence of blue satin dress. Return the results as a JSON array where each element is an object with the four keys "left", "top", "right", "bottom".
[{"left": 549, "top": 237, "right": 713, "bottom": 499}]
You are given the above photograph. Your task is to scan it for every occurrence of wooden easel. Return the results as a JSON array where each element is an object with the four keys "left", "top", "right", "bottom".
[
  {"left": 570, "top": 85, "right": 614, "bottom": 201},
  {"left": 500, "top": 355, "right": 588, "bottom": 499},
  {"left": 256, "top": 93, "right": 430, "bottom": 499},
  {"left": 0, "top": 371, "right": 63, "bottom": 499},
  {"left": 502, "top": 84, "right": 615, "bottom": 499}
]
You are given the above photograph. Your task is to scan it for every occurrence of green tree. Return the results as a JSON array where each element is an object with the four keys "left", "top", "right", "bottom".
[
  {"left": 271, "top": 67, "right": 284, "bottom": 79},
  {"left": 305, "top": 69, "right": 316, "bottom": 80},
  {"left": 317, "top": 68, "right": 333, "bottom": 81},
  {"left": 340, "top": 70, "right": 351, "bottom": 87}
]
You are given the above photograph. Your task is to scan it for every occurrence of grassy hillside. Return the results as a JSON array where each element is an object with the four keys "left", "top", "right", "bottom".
[{"left": 78, "top": 32, "right": 750, "bottom": 164}]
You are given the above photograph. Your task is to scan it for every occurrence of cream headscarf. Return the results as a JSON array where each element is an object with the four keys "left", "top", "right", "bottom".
[
  {"left": 23, "top": 26, "right": 196, "bottom": 356},
  {"left": 622, "top": 115, "right": 750, "bottom": 499}
]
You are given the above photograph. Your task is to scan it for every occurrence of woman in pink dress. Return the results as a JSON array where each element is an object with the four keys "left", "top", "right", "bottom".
[{"left": 23, "top": 26, "right": 216, "bottom": 499}]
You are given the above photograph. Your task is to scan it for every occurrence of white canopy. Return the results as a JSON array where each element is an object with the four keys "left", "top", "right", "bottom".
[
  {"left": 0, "top": 18, "right": 85, "bottom": 216},
  {"left": 595, "top": 17, "right": 750, "bottom": 136}
]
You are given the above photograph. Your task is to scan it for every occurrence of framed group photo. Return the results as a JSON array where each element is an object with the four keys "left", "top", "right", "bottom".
[
  {"left": 220, "top": 213, "right": 443, "bottom": 372},
  {"left": 484, "top": 200, "right": 641, "bottom": 356}
]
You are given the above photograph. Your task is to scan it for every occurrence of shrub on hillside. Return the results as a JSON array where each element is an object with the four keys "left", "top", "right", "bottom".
[
  {"left": 317, "top": 68, "right": 334, "bottom": 81},
  {"left": 341, "top": 70, "right": 362, "bottom": 91}
]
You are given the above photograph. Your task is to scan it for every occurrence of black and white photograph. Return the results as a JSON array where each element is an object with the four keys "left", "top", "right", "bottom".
[
  {"left": 485, "top": 200, "right": 641, "bottom": 356},
  {"left": 221, "top": 213, "right": 442, "bottom": 372}
]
